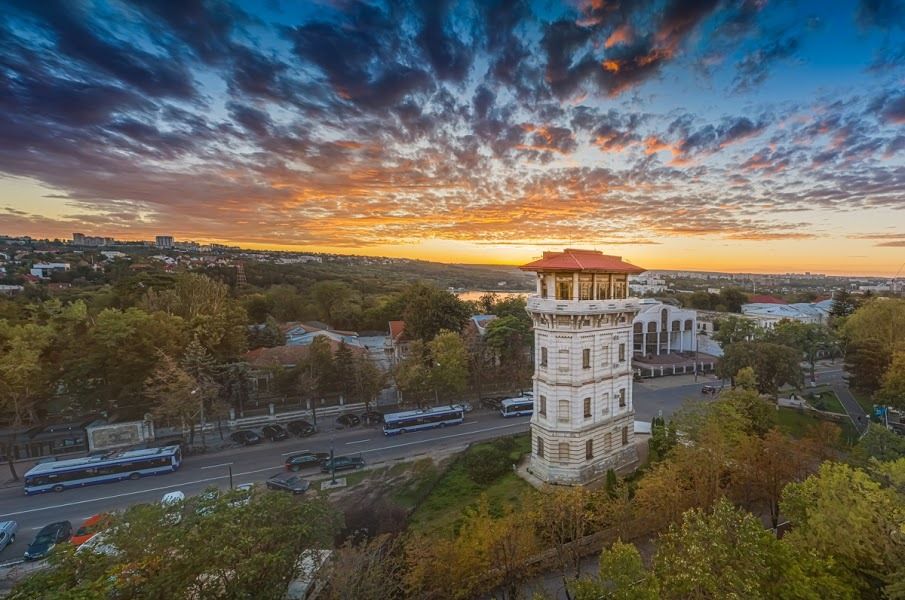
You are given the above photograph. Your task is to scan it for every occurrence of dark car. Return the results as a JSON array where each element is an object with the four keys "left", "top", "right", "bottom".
[
  {"left": 335, "top": 414, "right": 361, "bottom": 429},
  {"left": 286, "top": 420, "right": 316, "bottom": 437},
  {"left": 480, "top": 396, "right": 504, "bottom": 411},
  {"left": 261, "top": 424, "right": 289, "bottom": 442},
  {"left": 266, "top": 473, "right": 311, "bottom": 494},
  {"left": 230, "top": 430, "right": 262, "bottom": 446},
  {"left": 321, "top": 456, "right": 365, "bottom": 473},
  {"left": 701, "top": 385, "right": 719, "bottom": 395},
  {"left": 360, "top": 410, "right": 384, "bottom": 426},
  {"left": 24, "top": 521, "right": 71, "bottom": 561},
  {"left": 284, "top": 452, "right": 330, "bottom": 472}
]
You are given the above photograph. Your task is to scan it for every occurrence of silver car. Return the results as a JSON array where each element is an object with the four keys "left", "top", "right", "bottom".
[{"left": 0, "top": 521, "right": 18, "bottom": 552}]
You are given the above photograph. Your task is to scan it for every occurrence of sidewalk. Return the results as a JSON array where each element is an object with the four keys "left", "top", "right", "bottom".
[
  {"left": 834, "top": 383, "right": 869, "bottom": 436},
  {"left": 635, "top": 372, "right": 720, "bottom": 391}
]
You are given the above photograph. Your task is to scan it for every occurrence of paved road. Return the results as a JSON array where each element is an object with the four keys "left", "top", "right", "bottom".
[
  {"left": 0, "top": 409, "right": 531, "bottom": 560},
  {"left": 0, "top": 366, "right": 854, "bottom": 563}
]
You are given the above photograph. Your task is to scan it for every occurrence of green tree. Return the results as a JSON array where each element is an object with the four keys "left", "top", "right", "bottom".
[
  {"left": 144, "top": 353, "right": 200, "bottom": 444},
  {"left": 571, "top": 540, "right": 659, "bottom": 600},
  {"left": 655, "top": 499, "right": 852, "bottom": 599},
  {"left": 829, "top": 288, "right": 858, "bottom": 320},
  {"left": 718, "top": 288, "right": 749, "bottom": 313},
  {"left": 842, "top": 298, "right": 905, "bottom": 358},
  {"left": 401, "top": 283, "right": 470, "bottom": 343},
  {"left": 712, "top": 315, "right": 762, "bottom": 348},
  {"left": 350, "top": 353, "right": 385, "bottom": 411},
  {"left": 720, "top": 384, "right": 775, "bottom": 437},
  {"left": 333, "top": 341, "right": 356, "bottom": 401},
  {"left": 484, "top": 314, "right": 533, "bottom": 385},
  {"left": 0, "top": 322, "right": 53, "bottom": 425},
  {"left": 782, "top": 461, "right": 905, "bottom": 596},
  {"left": 844, "top": 338, "right": 891, "bottom": 393},
  {"left": 768, "top": 321, "right": 834, "bottom": 383},
  {"left": 310, "top": 280, "right": 359, "bottom": 327},
  {"left": 428, "top": 330, "right": 469, "bottom": 403},
  {"left": 850, "top": 423, "right": 905, "bottom": 463},
  {"left": 248, "top": 315, "right": 285, "bottom": 349},
  {"left": 717, "top": 341, "right": 802, "bottom": 395},
  {"left": 394, "top": 342, "right": 433, "bottom": 408},
  {"left": 877, "top": 351, "right": 905, "bottom": 411},
  {"left": 10, "top": 488, "right": 340, "bottom": 599}
]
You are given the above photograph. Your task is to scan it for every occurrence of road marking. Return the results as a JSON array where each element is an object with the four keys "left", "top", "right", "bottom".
[
  {"left": 280, "top": 449, "right": 311, "bottom": 456},
  {"left": 0, "top": 421, "right": 529, "bottom": 519},
  {"left": 0, "top": 465, "right": 284, "bottom": 519},
  {"left": 346, "top": 439, "right": 371, "bottom": 445},
  {"left": 358, "top": 421, "right": 527, "bottom": 454}
]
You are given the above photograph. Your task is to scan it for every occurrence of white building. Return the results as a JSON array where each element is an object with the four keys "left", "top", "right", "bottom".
[
  {"left": 29, "top": 262, "right": 70, "bottom": 278},
  {"left": 741, "top": 300, "right": 832, "bottom": 329},
  {"left": 155, "top": 235, "right": 174, "bottom": 249},
  {"left": 521, "top": 249, "right": 642, "bottom": 485},
  {"left": 628, "top": 273, "right": 667, "bottom": 295},
  {"left": 632, "top": 300, "right": 696, "bottom": 357}
]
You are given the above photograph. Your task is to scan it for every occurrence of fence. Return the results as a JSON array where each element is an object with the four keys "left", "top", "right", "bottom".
[{"left": 634, "top": 361, "right": 716, "bottom": 379}]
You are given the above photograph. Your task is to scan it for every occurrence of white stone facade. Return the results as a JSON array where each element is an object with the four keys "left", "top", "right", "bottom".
[{"left": 521, "top": 250, "right": 644, "bottom": 486}]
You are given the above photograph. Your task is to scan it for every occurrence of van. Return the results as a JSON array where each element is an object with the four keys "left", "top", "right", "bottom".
[{"left": 0, "top": 521, "right": 18, "bottom": 552}]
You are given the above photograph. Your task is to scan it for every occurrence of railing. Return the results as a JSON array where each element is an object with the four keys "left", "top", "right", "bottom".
[{"left": 526, "top": 296, "right": 641, "bottom": 315}]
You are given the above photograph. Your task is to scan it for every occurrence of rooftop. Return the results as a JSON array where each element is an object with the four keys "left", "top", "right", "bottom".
[{"left": 520, "top": 248, "right": 645, "bottom": 274}]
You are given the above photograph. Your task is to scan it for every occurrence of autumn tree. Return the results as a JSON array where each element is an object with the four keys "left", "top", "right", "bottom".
[
  {"left": 877, "top": 351, "right": 905, "bottom": 411},
  {"left": 841, "top": 297, "right": 905, "bottom": 359},
  {"left": 767, "top": 321, "right": 835, "bottom": 382},
  {"left": 144, "top": 352, "right": 200, "bottom": 443},
  {"left": 428, "top": 330, "right": 469, "bottom": 403},
  {"left": 534, "top": 486, "right": 601, "bottom": 581},
  {"left": 10, "top": 488, "right": 341, "bottom": 599},
  {"left": 653, "top": 499, "right": 852, "bottom": 600},
  {"left": 571, "top": 540, "right": 659, "bottom": 600},
  {"left": 319, "top": 534, "right": 406, "bottom": 600},
  {"left": 781, "top": 461, "right": 905, "bottom": 596}
]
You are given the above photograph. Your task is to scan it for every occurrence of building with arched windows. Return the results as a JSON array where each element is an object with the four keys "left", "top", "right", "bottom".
[
  {"left": 520, "top": 249, "right": 644, "bottom": 485},
  {"left": 632, "top": 300, "right": 697, "bottom": 358}
]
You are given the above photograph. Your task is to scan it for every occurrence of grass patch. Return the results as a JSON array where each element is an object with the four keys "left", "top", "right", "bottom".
[
  {"left": 851, "top": 388, "right": 875, "bottom": 415},
  {"left": 805, "top": 390, "right": 845, "bottom": 414},
  {"left": 775, "top": 407, "right": 857, "bottom": 446},
  {"left": 408, "top": 434, "right": 534, "bottom": 535},
  {"left": 390, "top": 459, "right": 442, "bottom": 510}
]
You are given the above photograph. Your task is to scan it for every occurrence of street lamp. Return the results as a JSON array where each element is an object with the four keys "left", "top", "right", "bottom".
[{"left": 201, "top": 462, "right": 234, "bottom": 489}]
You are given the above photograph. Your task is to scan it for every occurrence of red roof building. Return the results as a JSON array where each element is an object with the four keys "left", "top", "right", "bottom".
[
  {"left": 520, "top": 249, "right": 645, "bottom": 301},
  {"left": 520, "top": 248, "right": 645, "bottom": 274}
]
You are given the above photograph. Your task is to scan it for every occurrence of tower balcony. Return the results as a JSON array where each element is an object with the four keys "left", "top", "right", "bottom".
[{"left": 526, "top": 295, "right": 641, "bottom": 316}]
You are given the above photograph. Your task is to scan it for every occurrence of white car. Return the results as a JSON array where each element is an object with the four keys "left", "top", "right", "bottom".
[
  {"left": 161, "top": 490, "right": 185, "bottom": 525},
  {"left": 0, "top": 521, "right": 18, "bottom": 552}
]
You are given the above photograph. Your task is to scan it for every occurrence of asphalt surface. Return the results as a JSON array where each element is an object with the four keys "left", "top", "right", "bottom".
[
  {"left": 0, "top": 410, "right": 530, "bottom": 561},
  {"left": 0, "top": 363, "right": 853, "bottom": 565}
]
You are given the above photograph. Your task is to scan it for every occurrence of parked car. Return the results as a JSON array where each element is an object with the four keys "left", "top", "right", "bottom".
[
  {"left": 229, "top": 484, "right": 255, "bottom": 508},
  {"left": 24, "top": 521, "right": 71, "bottom": 561},
  {"left": 701, "top": 385, "right": 718, "bottom": 395},
  {"left": 285, "top": 452, "right": 330, "bottom": 472},
  {"left": 335, "top": 414, "right": 361, "bottom": 429},
  {"left": 286, "top": 420, "right": 316, "bottom": 437},
  {"left": 0, "top": 521, "right": 18, "bottom": 552},
  {"left": 195, "top": 488, "right": 220, "bottom": 516},
  {"left": 360, "top": 410, "right": 384, "bottom": 425},
  {"left": 320, "top": 456, "right": 365, "bottom": 473},
  {"left": 454, "top": 402, "right": 473, "bottom": 413},
  {"left": 261, "top": 424, "right": 289, "bottom": 442},
  {"left": 161, "top": 490, "right": 185, "bottom": 525},
  {"left": 266, "top": 473, "right": 311, "bottom": 494},
  {"left": 480, "top": 397, "right": 504, "bottom": 410},
  {"left": 230, "top": 430, "right": 262, "bottom": 446},
  {"left": 71, "top": 514, "right": 110, "bottom": 546}
]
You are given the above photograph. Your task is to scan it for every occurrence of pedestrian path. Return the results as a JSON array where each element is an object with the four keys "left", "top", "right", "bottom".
[{"left": 833, "top": 383, "right": 869, "bottom": 436}]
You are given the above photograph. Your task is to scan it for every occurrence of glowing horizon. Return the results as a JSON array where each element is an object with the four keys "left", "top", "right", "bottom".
[{"left": 0, "top": 1, "right": 903, "bottom": 279}]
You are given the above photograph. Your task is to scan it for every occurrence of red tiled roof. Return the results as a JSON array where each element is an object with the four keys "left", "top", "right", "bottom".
[
  {"left": 389, "top": 320, "right": 408, "bottom": 341},
  {"left": 520, "top": 248, "right": 645, "bottom": 274},
  {"left": 749, "top": 294, "right": 786, "bottom": 304}
]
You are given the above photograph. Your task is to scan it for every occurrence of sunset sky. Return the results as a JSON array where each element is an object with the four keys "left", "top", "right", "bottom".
[{"left": 1, "top": 0, "right": 903, "bottom": 275}]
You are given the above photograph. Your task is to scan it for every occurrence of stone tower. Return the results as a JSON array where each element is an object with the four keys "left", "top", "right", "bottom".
[{"left": 520, "top": 249, "right": 645, "bottom": 485}]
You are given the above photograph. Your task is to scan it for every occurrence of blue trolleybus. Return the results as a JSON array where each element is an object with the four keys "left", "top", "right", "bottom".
[
  {"left": 500, "top": 396, "right": 534, "bottom": 417},
  {"left": 24, "top": 445, "right": 182, "bottom": 495},
  {"left": 383, "top": 406, "right": 465, "bottom": 436}
]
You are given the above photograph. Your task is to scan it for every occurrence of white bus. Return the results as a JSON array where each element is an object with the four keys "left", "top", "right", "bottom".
[
  {"left": 24, "top": 445, "right": 182, "bottom": 495},
  {"left": 383, "top": 406, "right": 465, "bottom": 436},
  {"left": 500, "top": 397, "right": 534, "bottom": 417}
]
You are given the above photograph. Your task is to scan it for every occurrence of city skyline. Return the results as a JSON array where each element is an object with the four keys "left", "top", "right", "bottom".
[{"left": 1, "top": 1, "right": 903, "bottom": 276}]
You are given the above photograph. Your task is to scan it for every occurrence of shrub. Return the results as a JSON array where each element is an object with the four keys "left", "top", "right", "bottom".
[{"left": 463, "top": 445, "right": 511, "bottom": 485}]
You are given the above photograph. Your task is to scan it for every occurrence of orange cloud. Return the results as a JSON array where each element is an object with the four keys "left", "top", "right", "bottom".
[{"left": 605, "top": 24, "right": 633, "bottom": 49}]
